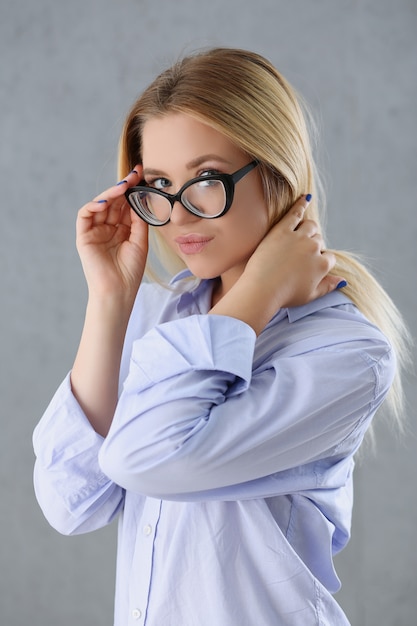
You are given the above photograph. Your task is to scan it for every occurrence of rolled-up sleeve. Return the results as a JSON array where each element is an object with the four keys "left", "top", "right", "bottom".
[
  {"left": 33, "top": 375, "right": 125, "bottom": 535},
  {"left": 98, "top": 311, "right": 396, "bottom": 499}
]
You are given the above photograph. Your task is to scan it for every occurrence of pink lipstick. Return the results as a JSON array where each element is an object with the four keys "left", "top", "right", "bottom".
[{"left": 175, "top": 234, "right": 213, "bottom": 255}]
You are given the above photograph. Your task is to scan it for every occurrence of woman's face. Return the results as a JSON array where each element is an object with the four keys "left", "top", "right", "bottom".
[{"left": 141, "top": 113, "right": 270, "bottom": 295}]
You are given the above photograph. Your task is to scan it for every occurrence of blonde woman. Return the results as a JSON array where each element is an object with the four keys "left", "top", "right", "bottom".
[{"left": 33, "top": 48, "right": 409, "bottom": 625}]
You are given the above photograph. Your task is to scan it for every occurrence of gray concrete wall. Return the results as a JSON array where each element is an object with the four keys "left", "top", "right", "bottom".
[{"left": 1, "top": 1, "right": 416, "bottom": 624}]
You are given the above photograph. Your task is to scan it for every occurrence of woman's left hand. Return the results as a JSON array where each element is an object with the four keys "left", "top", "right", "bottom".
[
  {"left": 243, "top": 195, "right": 344, "bottom": 308},
  {"left": 210, "top": 195, "right": 346, "bottom": 335}
]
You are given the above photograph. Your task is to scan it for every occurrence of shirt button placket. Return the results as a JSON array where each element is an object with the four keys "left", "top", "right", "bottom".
[{"left": 128, "top": 498, "right": 162, "bottom": 625}]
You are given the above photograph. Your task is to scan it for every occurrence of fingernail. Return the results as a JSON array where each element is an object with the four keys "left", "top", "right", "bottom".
[
  {"left": 117, "top": 180, "right": 128, "bottom": 186},
  {"left": 305, "top": 193, "right": 312, "bottom": 203},
  {"left": 96, "top": 199, "right": 108, "bottom": 204},
  {"left": 336, "top": 280, "right": 348, "bottom": 289},
  {"left": 130, "top": 169, "right": 138, "bottom": 175}
]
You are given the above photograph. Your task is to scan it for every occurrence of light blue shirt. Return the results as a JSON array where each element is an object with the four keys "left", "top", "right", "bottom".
[{"left": 33, "top": 271, "right": 395, "bottom": 625}]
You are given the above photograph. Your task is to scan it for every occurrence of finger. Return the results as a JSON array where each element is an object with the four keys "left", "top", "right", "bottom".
[
  {"left": 128, "top": 206, "right": 150, "bottom": 244},
  {"left": 320, "top": 249, "right": 336, "bottom": 270},
  {"left": 314, "top": 245, "right": 348, "bottom": 296},
  {"left": 119, "top": 202, "right": 147, "bottom": 231},
  {"left": 105, "top": 165, "right": 142, "bottom": 225},
  {"left": 281, "top": 194, "right": 312, "bottom": 231},
  {"left": 319, "top": 247, "right": 348, "bottom": 293},
  {"left": 312, "top": 250, "right": 341, "bottom": 297},
  {"left": 77, "top": 166, "right": 143, "bottom": 237},
  {"left": 112, "top": 164, "right": 143, "bottom": 191},
  {"left": 92, "top": 166, "right": 142, "bottom": 203},
  {"left": 317, "top": 274, "right": 348, "bottom": 297},
  {"left": 83, "top": 166, "right": 142, "bottom": 226},
  {"left": 129, "top": 164, "right": 143, "bottom": 183},
  {"left": 296, "top": 218, "right": 320, "bottom": 238},
  {"left": 76, "top": 202, "right": 111, "bottom": 240},
  {"left": 104, "top": 197, "right": 130, "bottom": 227}
]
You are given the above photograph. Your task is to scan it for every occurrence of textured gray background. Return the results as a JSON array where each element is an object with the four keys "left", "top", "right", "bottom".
[{"left": 1, "top": 1, "right": 416, "bottom": 624}]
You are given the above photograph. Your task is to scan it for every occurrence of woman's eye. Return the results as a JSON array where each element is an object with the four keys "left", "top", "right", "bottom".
[
  {"left": 200, "top": 169, "right": 220, "bottom": 178},
  {"left": 148, "top": 177, "right": 171, "bottom": 190},
  {"left": 197, "top": 170, "right": 221, "bottom": 186}
]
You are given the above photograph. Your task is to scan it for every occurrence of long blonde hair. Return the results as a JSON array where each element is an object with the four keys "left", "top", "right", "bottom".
[{"left": 118, "top": 47, "right": 411, "bottom": 429}]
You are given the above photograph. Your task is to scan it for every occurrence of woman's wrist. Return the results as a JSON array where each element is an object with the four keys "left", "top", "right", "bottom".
[
  {"left": 86, "top": 289, "right": 135, "bottom": 320},
  {"left": 209, "top": 273, "right": 283, "bottom": 336},
  {"left": 69, "top": 292, "right": 136, "bottom": 436}
]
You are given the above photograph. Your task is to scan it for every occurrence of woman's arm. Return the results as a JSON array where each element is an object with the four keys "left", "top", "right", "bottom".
[
  {"left": 98, "top": 306, "right": 395, "bottom": 499},
  {"left": 70, "top": 167, "right": 148, "bottom": 436},
  {"left": 33, "top": 375, "right": 126, "bottom": 535},
  {"left": 33, "top": 169, "right": 149, "bottom": 531}
]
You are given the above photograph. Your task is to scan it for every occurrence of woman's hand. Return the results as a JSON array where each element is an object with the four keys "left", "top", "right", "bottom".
[
  {"left": 76, "top": 166, "right": 148, "bottom": 302},
  {"left": 210, "top": 195, "right": 346, "bottom": 335},
  {"left": 243, "top": 195, "right": 344, "bottom": 309}
]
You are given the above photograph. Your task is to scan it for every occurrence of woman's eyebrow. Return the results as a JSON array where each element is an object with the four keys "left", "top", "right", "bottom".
[
  {"left": 142, "top": 155, "right": 233, "bottom": 178},
  {"left": 186, "top": 154, "right": 233, "bottom": 169},
  {"left": 142, "top": 167, "right": 167, "bottom": 178}
]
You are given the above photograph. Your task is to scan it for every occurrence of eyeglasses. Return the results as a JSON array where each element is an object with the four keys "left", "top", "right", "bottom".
[{"left": 124, "top": 160, "right": 259, "bottom": 226}]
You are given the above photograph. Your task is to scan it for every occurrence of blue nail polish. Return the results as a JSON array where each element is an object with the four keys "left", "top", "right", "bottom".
[
  {"left": 305, "top": 193, "right": 312, "bottom": 202},
  {"left": 130, "top": 169, "right": 138, "bottom": 175},
  {"left": 336, "top": 280, "right": 348, "bottom": 289},
  {"left": 97, "top": 199, "right": 107, "bottom": 204},
  {"left": 117, "top": 180, "right": 128, "bottom": 186}
]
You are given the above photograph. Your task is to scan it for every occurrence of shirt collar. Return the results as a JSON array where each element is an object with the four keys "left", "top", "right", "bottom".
[
  {"left": 286, "top": 291, "right": 352, "bottom": 322},
  {"left": 170, "top": 270, "right": 214, "bottom": 315},
  {"left": 171, "top": 270, "right": 351, "bottom": 321}
]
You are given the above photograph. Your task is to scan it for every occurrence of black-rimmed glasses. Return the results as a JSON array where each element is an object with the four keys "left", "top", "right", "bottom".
[{"left": 124, "top": 160, "right": 259, "bottom": 226}]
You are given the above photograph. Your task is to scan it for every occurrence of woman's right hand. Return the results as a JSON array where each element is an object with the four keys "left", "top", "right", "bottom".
[
  {"left": 76, "top": 166, "right": 148, "bottom": 301},
  {"left": 71, "top": 166, "right": 148, "bottom": 435}
]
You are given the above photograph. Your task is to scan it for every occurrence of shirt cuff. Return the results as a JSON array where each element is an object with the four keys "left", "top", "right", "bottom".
[
  {"left": 128, "top": 314, "right": 256, "bottom": 390},
  {"left": 33, "top": 374, "right": 110, "bottom": 513}
]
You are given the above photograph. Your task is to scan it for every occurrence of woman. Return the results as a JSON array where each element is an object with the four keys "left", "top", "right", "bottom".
[{"left": 33, "top": 48, "right": 409, "bottom": 625}]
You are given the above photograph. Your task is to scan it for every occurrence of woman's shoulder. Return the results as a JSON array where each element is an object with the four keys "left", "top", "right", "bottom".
[{"left": 254, "top": 291, "right": 393, "bottom": 368}]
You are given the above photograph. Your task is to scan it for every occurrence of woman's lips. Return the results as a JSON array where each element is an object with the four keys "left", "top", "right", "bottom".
[{"left": 174, "top": 235, "right": 213, "bottom": 255}]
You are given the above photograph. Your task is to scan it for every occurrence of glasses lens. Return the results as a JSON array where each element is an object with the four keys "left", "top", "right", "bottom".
[
  {"left": 182, "top": 179, "right": 226, "bottom": 217},
  {"left": 129, "top": 190, "right": 171, "bottom": 225}
]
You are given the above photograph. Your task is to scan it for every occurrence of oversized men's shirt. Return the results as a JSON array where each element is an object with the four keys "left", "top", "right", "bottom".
[{"left": 33, "top": 271, "right": 395, "bottom": 625}]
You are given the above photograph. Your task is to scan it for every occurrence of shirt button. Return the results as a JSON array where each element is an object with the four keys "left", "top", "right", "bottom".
[
  {"left": 143, "top": 524, "right": 152, "bottom": 536},
  {"left": 132, "top": 608, "right": 142, "bottom": 620}
]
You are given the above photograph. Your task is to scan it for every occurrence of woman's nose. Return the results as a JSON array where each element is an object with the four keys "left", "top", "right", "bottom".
[{"left": 169, "top": 200, "right": 200, "bottom": 225}]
